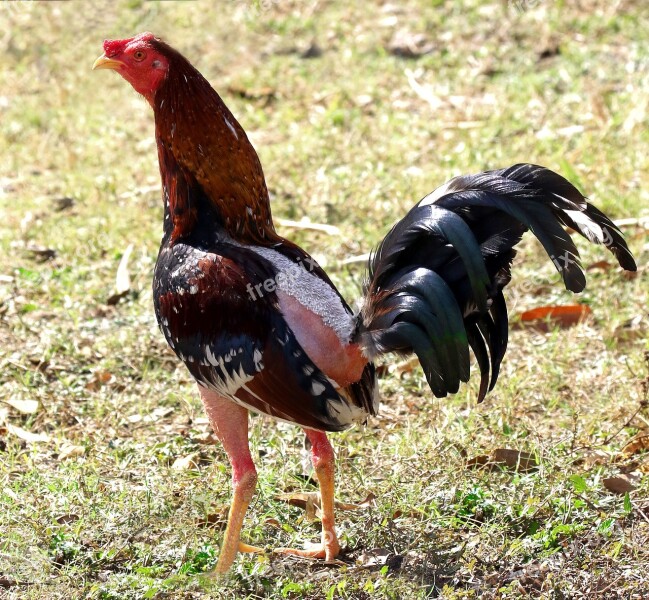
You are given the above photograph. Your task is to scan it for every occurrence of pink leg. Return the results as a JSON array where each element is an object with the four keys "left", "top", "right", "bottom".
[
  {"left": 275, "top": 428, "right": 341, "bottom": 560},
  {"left": 198, "top": 386, "right": 261, "bottom": 574}
]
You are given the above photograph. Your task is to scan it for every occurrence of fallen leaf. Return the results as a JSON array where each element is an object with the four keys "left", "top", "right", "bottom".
[
  {"left": 115, "top": 244, "right": 133, "bottom": 295},
  {"left": 6, "top": 423, "right": 50, "bottom": 443},
  {"left": 467, "top": 449, "right": 538, "bottom": 472},
  {"left": 537, "top": 43, "right": 561, "bottom": 61},
  {"left": 125, "top": 407, "right": 173, "bottom": 426},
  {"left": 52, "top": 197, "right": 75, "bottom": 212},
  {"left": 3, "top": 397, "right": 39, "bottom": 414},
  {"left": 335, "top": 492, "right": 377, "bottom": 511},
  {"left": 196, "top": 505, "right": 229, "bottom": 529},
  {"left": 466, "top": 454, "right": 490, "bottom": 469},
  {"left": 300, "top": 41, "right": 322, "bottom": 59},
  {"left": 85, "top": 370, "right": 113, "bottom": 391},
  {"left": 387, "top": 30, "right": 435, "bottom": 58},
  {"left": 106, "top": 291, "right": 129, "bottom": 305},
  {"left": 376, "top": 357, "right": 420, "bottom": 379},
  {"left": 613, "top": 315, "right": 647, "bottom": 342},
  {"left": 0, "top": 577, "right": 19, "bottom": 589},
  {"left": 603, "top": 475, "right": 638, "bottom": 494},
  {"left": 357, "top": 547, "right": 391, "bottom": 567},
  {"left": 390, "top": 357, "right": 420, "bottom": 376},
  {"left": 193, "top": 431, "right": 219, "bottom": 445},
  {"left": 226, "top": 84, "right": 276, "bottom": 102},
  {"left": 26, "top": 245, "right": 56, "bottom": 262},
  {"left": 620, "top": 435, "right": 649, "bottom": 459},
  {"left": 517, "top": 304, "right": 592, "bottom": 331},
  {"left": 56, "top": 513, "right": 80, "bottom": 525},
  {"left": 356, "top": 548, "right": 404, "bottom": 571},
  {"left": 277, "top": 491, "right": 320, "bottom": 520},
  {"left": 586, "top": 260, "right": 613, "bottom": 271},
  {"left": 58, "top": 444, "right": 85, "bottom": 461},
  {"left": 118, "top": 184, "right": 159, "bottom": 200},
  {"left": 172, "top": 453, "right": 200, "bottom": 471},
  {"left": 355, "top": 94, "right": 374, "bottom": 108},
  {"left": 578, "top": 449, "right": 611, "bottom": 467},
  {"left": 96, "top": 370, "right": 113, "bottom": 384},
  {"left": 493, "top": 449, "right": 538, "bottom": 472},
  {"left": 150, "top": 406, "right": 174, "bottom": 420}
]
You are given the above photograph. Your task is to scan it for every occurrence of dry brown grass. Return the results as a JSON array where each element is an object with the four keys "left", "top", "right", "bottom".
[{"left": 0, "top": 1, "right": 647, "bottom": 598}]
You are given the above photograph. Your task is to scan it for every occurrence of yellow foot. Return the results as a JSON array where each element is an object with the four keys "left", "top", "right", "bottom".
[
  {"left": 238, "top": 541, "right": 265, "bottom": 554},
  {"left": 274, "top": 536, "right": 341, "bottom": 561},
  {"left": 206, "top": 542, "right": 265, "bottom": 578}
]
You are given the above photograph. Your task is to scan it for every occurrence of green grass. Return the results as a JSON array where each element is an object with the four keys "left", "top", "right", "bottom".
[{"left": 1, "top": 0, "right": 648, "bottom": 598}]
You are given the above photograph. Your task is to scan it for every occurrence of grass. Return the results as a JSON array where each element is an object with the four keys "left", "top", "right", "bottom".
[{"left": 0, "top": 0, "right": 648, "bottom": 598}]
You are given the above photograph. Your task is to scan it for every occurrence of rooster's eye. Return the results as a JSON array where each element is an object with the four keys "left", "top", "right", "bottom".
[{"left": 133, "top": 50, "right": 146, "bottom": 61}]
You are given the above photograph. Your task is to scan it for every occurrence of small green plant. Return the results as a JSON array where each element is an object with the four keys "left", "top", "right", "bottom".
[{"left": 178, "top": 545, "right": 218, "bottom": 575}]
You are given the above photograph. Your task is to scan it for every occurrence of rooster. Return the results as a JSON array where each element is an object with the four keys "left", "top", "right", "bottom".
[{"left": 93, "top": 32, "right": 636, "bottom": 573}]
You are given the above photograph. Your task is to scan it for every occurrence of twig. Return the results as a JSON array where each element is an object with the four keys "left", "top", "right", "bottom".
[
  {"left": 570, "top": 401, "right": 647, "bottom": 454},
  {"left": 637, "top": 507, "right": 649, "bottom": 527},
  {"left": 613, "top": 217, "right": 649, "bottom": 228},
  {"left": 275, "top": 218, "right": 340, "bottom": 236},
  {"left": 340, "top": 253, "right": 371, "bottom": 266},
  {"left": 597, "top": 574, "right": 626, "bottom": 595},
  {"left": 574, "top": 493, "right": 598, "bottom": 511}
]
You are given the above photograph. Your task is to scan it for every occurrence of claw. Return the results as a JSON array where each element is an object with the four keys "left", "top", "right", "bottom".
[
  {"left": 274, "top": 534, "right": 340, "bottom": 561},
  {"left": 238, "top": 541, "right": 265, "bottom": 554},
  {"left": 274, "top": 543, "right": 327, "bottom": 559}
]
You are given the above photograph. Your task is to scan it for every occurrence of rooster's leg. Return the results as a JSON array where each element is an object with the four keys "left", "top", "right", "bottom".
[
  {"left": 199, "top": 387, "right": 262, "bottom": 574},
  {"left": 275, "top": 429, "right": 341, "bottom": 560}
]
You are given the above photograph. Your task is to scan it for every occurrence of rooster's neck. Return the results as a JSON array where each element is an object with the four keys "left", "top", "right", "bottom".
[{"left": 153, "top": 56, "right": 280, "bottom": 245}]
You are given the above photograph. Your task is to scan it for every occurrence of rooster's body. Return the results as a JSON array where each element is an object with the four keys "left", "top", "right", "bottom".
[{"left": 94, "top": 32, "right": 636, "bottom": 573}]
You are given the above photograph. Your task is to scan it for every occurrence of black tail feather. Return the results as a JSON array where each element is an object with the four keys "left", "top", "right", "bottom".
[{"left": 359, "top": 163, "right": 636, "bottom": 401}]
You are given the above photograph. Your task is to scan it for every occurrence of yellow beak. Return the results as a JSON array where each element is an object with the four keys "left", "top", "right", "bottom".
[{"left": 92, "top": 54, "right": 123, "bottom": 71}]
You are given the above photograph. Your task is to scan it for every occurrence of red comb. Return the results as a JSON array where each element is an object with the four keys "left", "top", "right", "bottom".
[{"left": 103, "top": 32, "right": 155, "bottom": 57}]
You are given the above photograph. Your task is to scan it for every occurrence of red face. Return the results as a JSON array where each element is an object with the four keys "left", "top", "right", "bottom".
[{"left": 93, "top": 32, "right": 169, "bottom": 102}]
